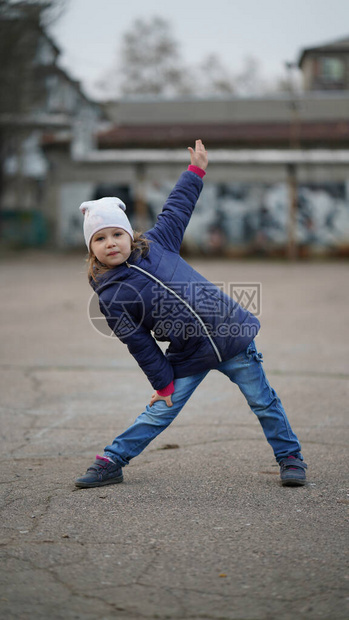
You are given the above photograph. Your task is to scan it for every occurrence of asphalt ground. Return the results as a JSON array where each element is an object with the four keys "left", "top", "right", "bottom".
[{"left": 0, "top": 251, "right": 348, "bottom": 620}]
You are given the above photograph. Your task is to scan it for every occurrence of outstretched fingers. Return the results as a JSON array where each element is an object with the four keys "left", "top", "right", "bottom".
[{"left": 188, "top": 139, "right": 208, "bottom": 170}]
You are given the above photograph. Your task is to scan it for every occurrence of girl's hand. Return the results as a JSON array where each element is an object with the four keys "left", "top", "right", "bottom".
[
  {"left": 149, "top": 392, "right": 173, "bottom": 407},
  {"left": 188, "top": 139, "right": 208, "bottom": 171}
]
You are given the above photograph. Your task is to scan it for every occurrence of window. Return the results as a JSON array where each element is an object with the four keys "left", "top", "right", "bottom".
[{"left": 320, "top": 57, "right": 345, "bottom": 82}]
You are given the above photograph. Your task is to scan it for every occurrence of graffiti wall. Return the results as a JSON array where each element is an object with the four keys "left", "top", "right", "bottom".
[
  {"left": 145, "top": 179, "right": 349, "bottom": 255},
  {"left": 61, "top": 178, "right": 349, "bottom": 254}
]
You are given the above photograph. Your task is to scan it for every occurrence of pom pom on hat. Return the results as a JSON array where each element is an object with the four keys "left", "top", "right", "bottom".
[{"left": 79, "top": 196, "right": 134, "bottom": 249}]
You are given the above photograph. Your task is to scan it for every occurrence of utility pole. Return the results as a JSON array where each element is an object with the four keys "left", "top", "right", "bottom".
[
  {"left": 286, "top": 163, "right": 298, "bottom": 261},
  {"left": 285, "top": 61, "right": 300, "bottom": 260},
  {"left": 134, "top": 163, "right": 150, "bottom": 232}
]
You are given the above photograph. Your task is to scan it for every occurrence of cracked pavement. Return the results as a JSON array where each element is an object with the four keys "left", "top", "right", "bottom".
[{"left": 0, "top": 252, "right": 348, "bottom": 620}]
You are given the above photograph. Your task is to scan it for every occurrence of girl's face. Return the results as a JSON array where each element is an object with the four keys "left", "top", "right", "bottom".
[{"left": 90, "top": 227, "right": 132, "bottom": 268}]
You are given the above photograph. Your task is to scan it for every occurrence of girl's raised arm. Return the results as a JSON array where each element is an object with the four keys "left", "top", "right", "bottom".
[{"left": 146, "top": 140, "right": 207, "bottom": 253}]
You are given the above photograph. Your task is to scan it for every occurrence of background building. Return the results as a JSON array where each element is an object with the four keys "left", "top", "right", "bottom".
[
  {"left": 1, "top": 13, "right": 349, "bottom": 257},
  {"left": 299, "top": 36, "right": 349, "bottom": 91},
  {"left": 0, "top": 2, "right": 100, "bottom": 246}
]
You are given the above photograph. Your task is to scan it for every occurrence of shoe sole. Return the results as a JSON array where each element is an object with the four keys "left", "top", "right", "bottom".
[
  {"left": 75, "top": 475, "right": 124, "bottom": 489},
  {"left": 281, "top": 478, "right": 306, "bottom": 486}
]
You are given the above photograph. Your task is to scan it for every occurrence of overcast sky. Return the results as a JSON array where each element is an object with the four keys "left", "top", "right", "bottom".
[{"left": 49, "top": 0, "right": 349, "bottom": 99}]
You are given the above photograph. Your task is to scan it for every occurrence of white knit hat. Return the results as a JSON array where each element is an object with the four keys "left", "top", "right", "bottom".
[{"left": 79, "top": 197, "right": 134, "bottom": 249}]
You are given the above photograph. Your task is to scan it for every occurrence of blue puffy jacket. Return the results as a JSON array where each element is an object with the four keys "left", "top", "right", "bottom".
[{"left": 91, "top": 170, "right": 260, "bottom": 391}]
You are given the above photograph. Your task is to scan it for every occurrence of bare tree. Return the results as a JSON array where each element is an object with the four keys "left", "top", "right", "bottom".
[
  {"left": 118, "top": 16, "right": 190, "bottom": 96},
  {"left": 0, "top": 0, "right": 66, "bottom": 223},
  {"left": 233, "top": 55, "right": 266, "bottom": 96},
  {"left": 194, "top": 54, "right": 236, "bottom": 96},
  {"left": 101, "top": 17, "right": 236, "bottom": 98},
  {"left": 101, "top": 16, "right": 274, "bottom": 99},
  {"left": 0, "top": 0, "right": 66, "bottom": 113},
  {"left": 0, "top": 0, "right": 66, "bottom": 25}
]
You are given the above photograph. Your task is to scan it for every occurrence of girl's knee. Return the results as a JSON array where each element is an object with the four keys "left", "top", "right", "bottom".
[{"left": 141, "top": 402, "right": 177, "bottom": 426}]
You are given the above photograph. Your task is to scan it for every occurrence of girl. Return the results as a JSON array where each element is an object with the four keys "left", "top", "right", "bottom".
[{"left": 76, "top": 140, "right": 307, "bottom": 488}]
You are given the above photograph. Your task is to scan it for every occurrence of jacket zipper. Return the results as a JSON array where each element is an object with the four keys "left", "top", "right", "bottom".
[{"left": 126, "top": 261, "right": 222, "bottom": 363}]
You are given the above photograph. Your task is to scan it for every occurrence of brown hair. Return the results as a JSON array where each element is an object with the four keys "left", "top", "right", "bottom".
[{"left": 87, "top": 231, "right": 150, "bottom": 282}]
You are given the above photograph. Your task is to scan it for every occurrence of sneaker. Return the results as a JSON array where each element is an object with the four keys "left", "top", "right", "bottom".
[
  {"left": 75, "top": 455, "right": 123, "bottom": 488},
  {"left": 279, "top": 456, "right": 307, "bottom": 486}
]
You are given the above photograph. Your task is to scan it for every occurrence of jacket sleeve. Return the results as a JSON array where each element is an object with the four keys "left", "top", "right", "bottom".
[
  {"left": 147, "top": 170, "right": 204, "bottom": 253},
  {"left": 99, "top": 299, "right": 174, "bottom": 391}
]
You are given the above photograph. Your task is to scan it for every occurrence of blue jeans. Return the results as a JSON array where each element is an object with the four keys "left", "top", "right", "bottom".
[{"left": 104, "top": 341, "right": 302, "bottom": 466}]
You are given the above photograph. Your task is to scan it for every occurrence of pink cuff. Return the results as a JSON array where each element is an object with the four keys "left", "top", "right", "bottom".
[
  {"left": 157, "top": 381, "right": 175, "bottom": 397},
  {"left": 188, "top": 165, "right": 206, "bottom": 179}
]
